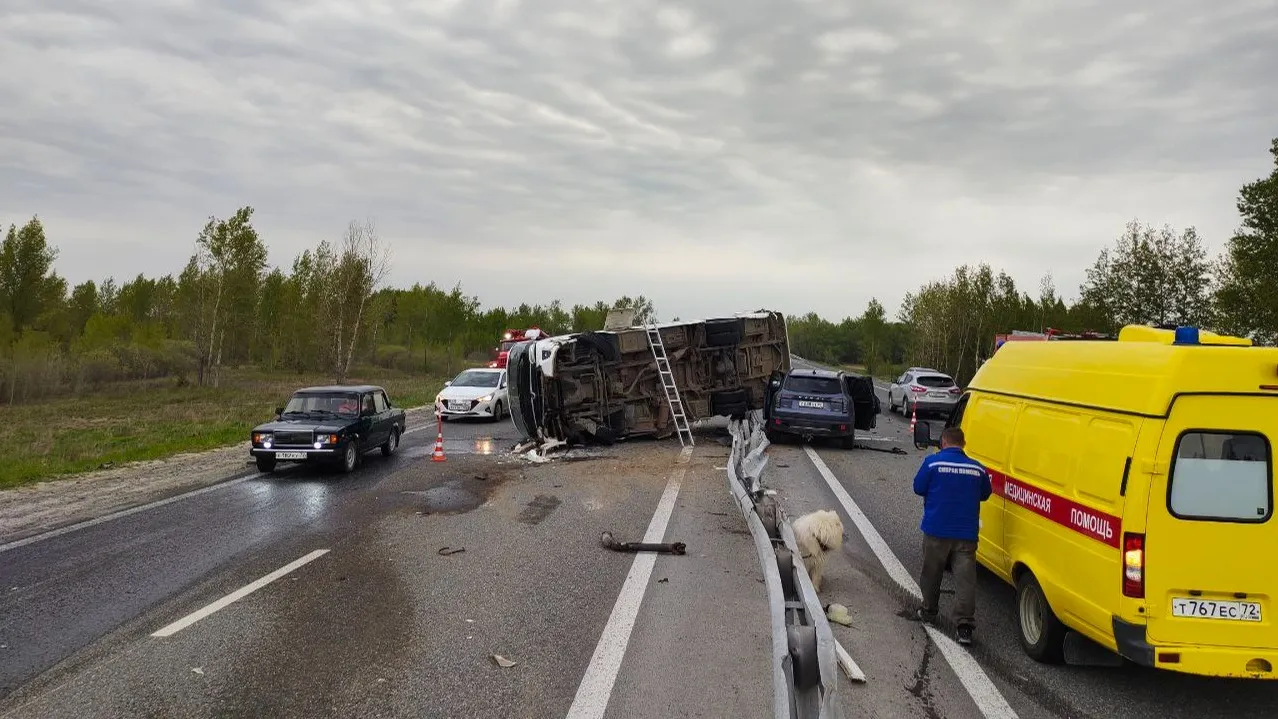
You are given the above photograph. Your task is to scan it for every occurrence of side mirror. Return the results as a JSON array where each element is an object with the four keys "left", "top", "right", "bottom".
[
  {"left": 274, "top": 407, "right": 284, "bottom": 417},
  {"left": 913, "top": 420, "right": 939, "bottom": 450},
  {"left": 444, "top": 381, "right": 452, "bottom": 387}
]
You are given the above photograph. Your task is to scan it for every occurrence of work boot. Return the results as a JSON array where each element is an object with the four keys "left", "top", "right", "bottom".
[{"left": 955, "top": 624, "right": 974, "bottom": 646}]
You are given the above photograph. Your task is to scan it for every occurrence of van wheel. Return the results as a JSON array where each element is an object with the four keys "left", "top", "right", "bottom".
[{"left": 1016, "top": 572, "right": 1067, "bottom": 663}]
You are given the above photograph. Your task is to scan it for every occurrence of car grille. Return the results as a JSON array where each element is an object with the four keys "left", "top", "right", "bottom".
[{"left": 273, "top": 430, "right": 313, "bottom": 446}]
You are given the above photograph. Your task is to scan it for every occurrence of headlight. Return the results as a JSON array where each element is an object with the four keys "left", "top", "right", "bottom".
[
  {"left": 253, "top": 432, "right": 272, "bottom": 444},
  {"left": 478, "top": 394, "right": 493, "bottom": 403}
]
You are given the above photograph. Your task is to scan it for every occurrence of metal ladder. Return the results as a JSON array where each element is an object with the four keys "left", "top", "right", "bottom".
[{"left": 645, "top": 325, "right": 695, "bottom": 448}]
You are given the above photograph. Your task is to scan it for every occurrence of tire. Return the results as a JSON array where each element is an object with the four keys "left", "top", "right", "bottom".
[
  {"left": 489, "top": 401, "right": 503, "bottom": 423},
  {"left": 255, "top": 455, "right": 276, "bottom": 473},
  {"left": 711, "top": 389, "right": 750, "bottom": 416},
  {"left": 381, "top": 428, "right": 400, "bottom": 457},
  {"left": 888, "top": 391, "right": 898, "bottom": 412},
  {"left": 838, "top": 435, "right": 857, "bottom": 450},
  {"left": 340, "top": 442, "right": 359, "bottom": 474},
  {"left": 1016, "top": 571, "right": 1067, "bottom": 663},
  {"left": 705, "top": 318, "right": 744, "bottom": 347}
]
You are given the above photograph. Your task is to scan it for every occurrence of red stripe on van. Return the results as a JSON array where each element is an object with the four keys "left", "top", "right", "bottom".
[{"left": 988, "top": 470, "right": 1122, "bottom": 549}]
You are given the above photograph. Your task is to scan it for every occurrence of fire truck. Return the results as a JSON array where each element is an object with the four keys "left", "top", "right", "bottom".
[
  {"left": 992, "top": 328, "right": 1112, "bottom": 353},
  {"left": 490, "top": 327, "right": 544, "bottom": 369}
]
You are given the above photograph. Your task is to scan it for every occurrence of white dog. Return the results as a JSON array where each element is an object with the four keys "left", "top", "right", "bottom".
[{"left": 792, "top": 509, "right": 844, "bottom": 592}]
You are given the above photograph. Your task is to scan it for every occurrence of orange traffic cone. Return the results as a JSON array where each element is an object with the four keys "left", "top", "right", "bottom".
[{"left": 431, "top": 416, "right": 447, "bottom": 462}]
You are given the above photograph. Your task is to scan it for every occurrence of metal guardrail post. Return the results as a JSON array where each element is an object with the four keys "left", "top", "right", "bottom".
[{"left": 726, "top": 410, "right": 842, "bottom": 719}]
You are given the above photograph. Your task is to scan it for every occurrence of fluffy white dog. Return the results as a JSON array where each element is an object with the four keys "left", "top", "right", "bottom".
[{"left": 792, "top": 509, "right": 844, "bottom": 592}]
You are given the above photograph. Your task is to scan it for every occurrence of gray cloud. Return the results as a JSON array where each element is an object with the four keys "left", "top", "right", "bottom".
[{"left": 2, "top": 0, "right": 1276, "bottom": 321}]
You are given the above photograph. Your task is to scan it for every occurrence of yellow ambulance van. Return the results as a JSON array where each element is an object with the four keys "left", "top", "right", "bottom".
[{"left": 914, "top": 325, "right": 1277, "bottom": 679}]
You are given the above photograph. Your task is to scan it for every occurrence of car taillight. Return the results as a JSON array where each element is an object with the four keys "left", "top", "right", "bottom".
[
  {"left": 910, "top": 385, "right": 927, "bottom": 393},
  {"left": 948, "top": 386, "right": 961, "bottom": 394},
  {"left": 1123, "top": 532, "right": 1145, "bottom": 598}
]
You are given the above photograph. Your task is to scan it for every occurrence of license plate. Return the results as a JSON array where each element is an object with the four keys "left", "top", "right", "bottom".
[
  {"left": 928, "top": 391, "right": 948, "bottom": 398},
  {"left": 276, "top": 451, "right": 306, "bottom": 460},
  {"left": 1171, "top": 598, "right": 1262, "bottom": 622},
  {"left": 797, "top": 400, "right": 825, "bottom": 409},
  {"left": 449, "top": 401, "right": 469, "bottom": 411}
]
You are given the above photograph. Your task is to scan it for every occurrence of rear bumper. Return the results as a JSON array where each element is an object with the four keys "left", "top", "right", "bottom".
[
  {"left": 1112, "top": 616, "right": 1278, "bottom": 679},
  {"left": 906, "top": 397, "right": 959, "bottom": 413},
  {"left": 769, "top": 412, "right": 855, "bottom": 437}
]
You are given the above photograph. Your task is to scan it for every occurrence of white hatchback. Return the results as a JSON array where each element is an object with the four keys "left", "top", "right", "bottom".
[{"left": 435, "top": 368, "right": 509, "bottom": 421}]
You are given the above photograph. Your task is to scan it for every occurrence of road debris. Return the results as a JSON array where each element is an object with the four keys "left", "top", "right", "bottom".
[
  {"left": 825, "top": 603, "right": 855, "bottom": 627},
  {"left": 600, "top": 531, "right": 687, "bottom": 555},
  {"left": 191, "top": 667, "right": 205, "bottom": 676},
  {"left": 492, "top": 654, "right": 518, "bottom": 668},
  {"left": 833, "top": 639, "right": 867, "bottom": 683},
  {"left": 438, "top": 547, "right": 466, "bottom": 556}
]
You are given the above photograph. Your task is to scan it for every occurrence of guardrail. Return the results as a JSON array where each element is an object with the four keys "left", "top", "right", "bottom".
[{"left": 726, "top": 410, "right": 842, "bottom": 719}]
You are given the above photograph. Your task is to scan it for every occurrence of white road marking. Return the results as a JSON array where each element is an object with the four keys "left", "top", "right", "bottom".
[
  {"left": 564, "top": 465, "right": 686, "bottom": 719},
  {"left": 0, "top": 474, "right": 260, "bottom": 555},
  {"left": 151, "top": 549, "right": 330, "bottom": 637},
  {"left": 803, "top": 445, "right": 1019, "bottom": 719}
]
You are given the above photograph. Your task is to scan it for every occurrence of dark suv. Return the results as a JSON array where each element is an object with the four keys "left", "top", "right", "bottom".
[{"left": 764, "top": 368, "right": 880, "bottom": 448}]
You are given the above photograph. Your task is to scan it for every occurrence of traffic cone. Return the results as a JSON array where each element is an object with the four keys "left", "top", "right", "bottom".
[
  {"left": 431, "top": 416, "right": 447, "bottom": 462},
  {"left": 909, "top": 400, "right": 917, "bottom": 435}
]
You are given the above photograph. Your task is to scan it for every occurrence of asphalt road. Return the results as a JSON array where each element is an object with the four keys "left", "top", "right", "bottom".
[
  {"left": 0, "top": 414, "right": 515, "bottom": 703},
  {"left": 0, "top": 410, "right": 775, "bottom": 718},
  {"left": 786, "top": 356, "right": 1278, "bottom": 718}
]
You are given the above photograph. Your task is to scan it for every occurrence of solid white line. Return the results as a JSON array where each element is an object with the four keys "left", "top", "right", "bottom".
[
  {"left": 151, "top": 549, "right": 330, "bottom": 637},
  {"left": 802, "top": 445, "right": 1019, "bottom": 719},
  {"left": 0, "top": 474, "right": 259, "bottom": 555},
  {"left": 564, "top": 466, "right": 685, "bottom": 719},
  {"left": 926, "top": 626, "right": 1019, "bottom": 719}
]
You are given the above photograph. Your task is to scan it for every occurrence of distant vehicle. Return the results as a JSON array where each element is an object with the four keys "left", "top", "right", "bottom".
[
  {"left": 249, "top": 385, "right": 406, "bottom": 474},
  {"left": 435, "top": 367, "right": 509, "bottom": 422},
  {"left": 914, "top": 324, "right": 1273, "bottom": 678},
  {"left": 507, "top": 312, "right": 791, "bottom": 445},
  {"left": 490, "top": 328, "right": 544, "bottom": 369},
  {"left": 993, "top": 328, "right": 1113, "bottom": 354},
  {"left": 764, "top": 367, "right": 880, "bottom": 448},
  {"left": 887, "top": 368, "right": 961, "bottom": 417}
]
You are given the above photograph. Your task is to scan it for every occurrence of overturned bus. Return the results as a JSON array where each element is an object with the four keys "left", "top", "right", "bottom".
[{"left": 507, "top": 311, "right": 791, "bottom": 444}]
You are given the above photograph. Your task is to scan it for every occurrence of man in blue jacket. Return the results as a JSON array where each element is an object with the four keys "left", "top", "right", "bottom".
[{"left": 912, "top": 426, "right": 992, "bottom": 646}]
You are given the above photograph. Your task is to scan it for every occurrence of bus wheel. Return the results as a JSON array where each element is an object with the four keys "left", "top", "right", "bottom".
[{"left": 1016, "top": 571, "right": 1067, "bottom": 663}]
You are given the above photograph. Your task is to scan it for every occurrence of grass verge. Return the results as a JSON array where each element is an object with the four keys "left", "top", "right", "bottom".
[{"left": 0, "top": 367, "right": 448, "bottom": 490}]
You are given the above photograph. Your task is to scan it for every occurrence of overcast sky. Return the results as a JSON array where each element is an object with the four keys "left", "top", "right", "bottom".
[{"left": 3, "top": 1, "right": 1276, "bottom": 322}]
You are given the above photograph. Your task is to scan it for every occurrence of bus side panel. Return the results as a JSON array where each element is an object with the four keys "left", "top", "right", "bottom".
[{"left": 964, "top": 393, "right": 1020, "bottom": 579}]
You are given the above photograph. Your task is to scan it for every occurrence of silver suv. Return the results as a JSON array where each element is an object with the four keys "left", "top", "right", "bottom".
[{"left": 887, "top": 368, "right": 960, "bottom": 417}]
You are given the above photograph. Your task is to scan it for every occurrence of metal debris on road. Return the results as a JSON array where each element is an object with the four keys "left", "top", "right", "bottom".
[
  {"left": 599, "top": 531, "right": 687, "bottom": 555},
  {"left": 438, "top": 547, "right": 466, "bottom": 556}
]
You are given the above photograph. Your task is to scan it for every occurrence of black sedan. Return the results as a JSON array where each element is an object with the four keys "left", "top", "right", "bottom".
[{"left": 249, "top": 385, "right": 407, "bottom": 473}]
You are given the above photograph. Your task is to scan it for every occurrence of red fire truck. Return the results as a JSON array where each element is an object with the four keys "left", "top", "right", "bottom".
[{"left": 490, "top": 327, "right": 544, "bottom": 368}]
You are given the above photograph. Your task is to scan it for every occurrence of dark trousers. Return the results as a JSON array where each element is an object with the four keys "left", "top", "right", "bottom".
[{"left": 919, "top": 534, "right": 978, "bottom": 628}]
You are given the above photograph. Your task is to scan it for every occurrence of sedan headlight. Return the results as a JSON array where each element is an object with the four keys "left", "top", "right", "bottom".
[
  {"left": 477, "top": 394, "right": 493, "bottom": 403},
  {"left": 252, "top": 432, "right": 272, "bottom": 445}
]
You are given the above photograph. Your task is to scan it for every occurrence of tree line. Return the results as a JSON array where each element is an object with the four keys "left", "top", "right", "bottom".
[
  {"left": 787, "top": 136, "right": 1278, "bottom": 386},
  {"left": 3, "top": 136, "right": 1273, "bottom": 402},
  {"left": 0, "top": 207, "right": 658, "bottom": 403}
]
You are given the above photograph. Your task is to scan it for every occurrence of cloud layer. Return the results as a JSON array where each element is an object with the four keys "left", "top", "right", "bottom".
[{"left": 2, "top": 0, "right": 1276, "bottom": 320}]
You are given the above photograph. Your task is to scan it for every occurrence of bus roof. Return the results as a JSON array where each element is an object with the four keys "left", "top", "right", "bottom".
[{"left": 968, "top": 325, "right": 1277, "bottom": 417}]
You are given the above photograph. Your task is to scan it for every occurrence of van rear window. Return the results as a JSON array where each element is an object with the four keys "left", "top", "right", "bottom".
[
  {"left": 916, "top": 375, "right": 955, "bottom": 388},
  {"left": 1169, "top": 432, "right": 1272, "bottom": 522}
]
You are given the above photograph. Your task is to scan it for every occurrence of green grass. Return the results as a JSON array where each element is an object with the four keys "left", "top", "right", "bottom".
[{"left": 0, "top": 367, "right": 448, "bottom": 490}]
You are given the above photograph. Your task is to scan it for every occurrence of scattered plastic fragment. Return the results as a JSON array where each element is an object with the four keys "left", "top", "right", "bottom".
[{"left": 492, "top": 654, "right": 517, "bottom": 668}]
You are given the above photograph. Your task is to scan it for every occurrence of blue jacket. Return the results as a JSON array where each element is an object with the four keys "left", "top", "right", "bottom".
[{"left": 912, "top": 447, "right": 992, "bottom": 541}]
